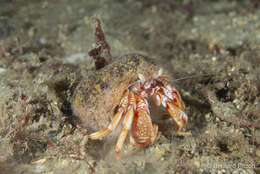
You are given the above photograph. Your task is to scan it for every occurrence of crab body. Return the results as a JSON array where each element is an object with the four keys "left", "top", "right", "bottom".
[{"left": 72, "top": 54, "right": 187, "bottom": 156}]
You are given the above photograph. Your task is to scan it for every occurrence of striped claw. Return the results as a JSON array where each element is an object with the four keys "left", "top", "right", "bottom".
[{"left": 166, "top": 102, "right": 188, "bottom": 131}]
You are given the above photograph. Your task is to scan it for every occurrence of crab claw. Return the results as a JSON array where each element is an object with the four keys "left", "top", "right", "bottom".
[{"left": 166, "top": 102, "right": 188, "bottom": 131}]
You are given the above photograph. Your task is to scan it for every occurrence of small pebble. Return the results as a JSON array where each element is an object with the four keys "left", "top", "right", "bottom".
[{"left": 0, "top": 68, "right": 6, "bottom": 73}]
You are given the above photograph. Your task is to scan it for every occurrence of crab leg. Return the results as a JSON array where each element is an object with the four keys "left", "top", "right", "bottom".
[
  {"left": 166, "top": 102, "right": 188, "bottom": 131},
  {"left": 164, "top": 85, "right": 187, "bottom": 130},
  {"left": 168, "top": 86, "right": 185, "bottom": 111},
  {"left": 115, "top": 105, "right": 134, "bottom": 157},
  {"left": 153, "top": 86, "right": 187, "bottom": 131},
  {"left": 88, "top": 91, "right": 130, "bottom": 140},
  {"left": 88, "top": 111, "right": 123, "bottom": 140}
]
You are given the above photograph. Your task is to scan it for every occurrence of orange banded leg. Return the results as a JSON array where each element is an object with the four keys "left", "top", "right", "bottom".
[
  {"left": 88, "top": 90, "right": 130, "bottom": 140},
  {"left": 166, "top": 102, "right": 188, "bottom": 131},
  {"left": 115, "top": 105, "right": 134, "bottom": 158},
  {"left": 154, "top": 90, "right": 187, "bottom": 131},
  {"left": 88, "top": 111, "right": 123, "bottom": 140},
  {"left": 172, "top": 90, "right": 185, "bottom": 111}
]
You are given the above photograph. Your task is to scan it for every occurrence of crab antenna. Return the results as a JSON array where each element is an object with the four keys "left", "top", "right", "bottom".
[
  {"left": 138, "top": 73, "right": 146, "bottom": 82},
  {"left": 154, "top": 68, "right": 163, "bottom": 78}
]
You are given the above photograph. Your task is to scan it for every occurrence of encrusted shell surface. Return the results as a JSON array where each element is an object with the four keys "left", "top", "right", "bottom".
[{"left": 72, "top": 54, "right": 164, "bottom": 132}]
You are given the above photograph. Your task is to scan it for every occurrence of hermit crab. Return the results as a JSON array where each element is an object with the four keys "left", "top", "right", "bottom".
[{"left": 72, "top": 54, "right": 188, "bottom": 156}]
